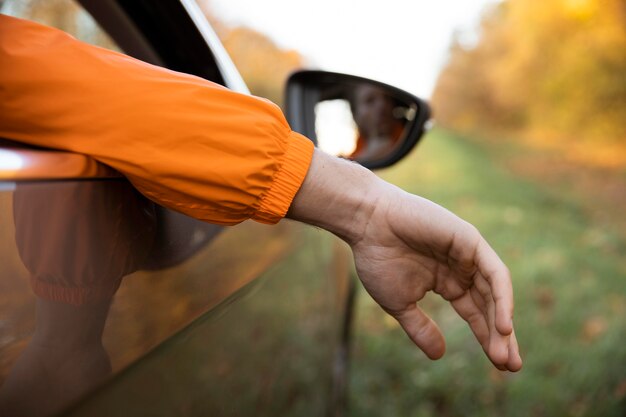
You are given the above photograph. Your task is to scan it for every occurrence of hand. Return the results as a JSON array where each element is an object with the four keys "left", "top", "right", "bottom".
[
  {"left": 351, "top": 188, "right": 522, "bottom": 371},
  {"left": 288, "top": 149, "right": 522, "bottom": 371}
]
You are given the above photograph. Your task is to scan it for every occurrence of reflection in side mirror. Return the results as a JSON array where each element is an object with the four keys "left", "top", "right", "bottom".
[
  {"left": 315, "top": 85, "right": 415, "bottom": 162},
  {"left": 286, "top": 71, "right": 431, "bottom": 170}
]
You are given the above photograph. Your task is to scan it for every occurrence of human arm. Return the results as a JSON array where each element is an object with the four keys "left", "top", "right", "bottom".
[
  {"left": 0, "top": 14, "right": 521, "bottom": 370},
  {"left": 0, "top": 14, "right": 313, "bottom": 225},
  {"left": 287, "top": 149, "right": 522, "bottom": 371}
]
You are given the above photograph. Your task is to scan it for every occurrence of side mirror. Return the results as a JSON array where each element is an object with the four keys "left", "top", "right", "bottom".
[{"left": 285, "top": 70, "right": 431, "bottom": 170}]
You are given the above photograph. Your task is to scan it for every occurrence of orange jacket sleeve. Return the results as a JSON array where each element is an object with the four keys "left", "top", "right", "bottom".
[{"left": 0, "top": 14, "right": 314, "bottom": 225}]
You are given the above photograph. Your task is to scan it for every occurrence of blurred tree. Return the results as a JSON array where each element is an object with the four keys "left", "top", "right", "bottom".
[
  {"left": 201, "top": 3, "right": 306, "bottom": 107},
  {"left": 220, "top": 27, "right": 304, "bottom": 106},
  {"left": 432, "top": 0, "right": 626, "bottom": 148}
]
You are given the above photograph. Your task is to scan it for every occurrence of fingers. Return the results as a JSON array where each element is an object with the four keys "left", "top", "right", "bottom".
[
  {"left": 392, "top": 305, "right": 446, "bottom": 360},
  {"left": 476, "top": 241, "right": 514, "bottom": 336},
  {"left": 507, "top": 330, "right": 523, "bottom": 372},
  {"left": 474, "top": 273, "right": 512, "bottom": 366},
  {"left": 449, "top": 225, "right": 513, "bottom": 337},
  {"left": 452, "top": 274, "right": 522, "bottom": 372},
  {"left": 450, "top": 291, "right": 489, "bottom": 351}
]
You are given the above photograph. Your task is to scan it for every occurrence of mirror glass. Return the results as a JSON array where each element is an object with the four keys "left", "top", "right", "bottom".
[{"left": 314, "top": 82, "right": 416, "bottom": 164}]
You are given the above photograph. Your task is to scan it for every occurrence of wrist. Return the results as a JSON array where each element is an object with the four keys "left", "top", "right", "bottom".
[{"left": 286, "top": 148, "right": 383, "bottom": 245}]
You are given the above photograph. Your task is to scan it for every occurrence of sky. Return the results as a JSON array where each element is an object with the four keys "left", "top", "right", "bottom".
[{"left": 205, "top": 0, "right": 500, "bottom": 98}]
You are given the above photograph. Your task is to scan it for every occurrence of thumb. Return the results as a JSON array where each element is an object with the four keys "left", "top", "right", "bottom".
[{"left": 392, "top": 305, "right": 446, "bottom": 360}]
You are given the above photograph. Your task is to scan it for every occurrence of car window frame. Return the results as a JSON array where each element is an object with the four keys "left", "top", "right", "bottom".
[{"left": 0, "top": 0, "right": 249, "bottom": 182}]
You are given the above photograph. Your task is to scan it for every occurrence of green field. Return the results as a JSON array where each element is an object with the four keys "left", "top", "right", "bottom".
[{"left": 348, "top": 129, "right": 626, "bottom": 417}]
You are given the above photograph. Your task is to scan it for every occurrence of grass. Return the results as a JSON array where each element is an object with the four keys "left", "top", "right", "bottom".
[{"left": 348, "top": 129, "right": 626, "bottom": 417}]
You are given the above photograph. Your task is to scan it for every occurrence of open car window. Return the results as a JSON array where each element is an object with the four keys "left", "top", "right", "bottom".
[{"left": 1, "top": 0, "right": 121, "bottom": 52}]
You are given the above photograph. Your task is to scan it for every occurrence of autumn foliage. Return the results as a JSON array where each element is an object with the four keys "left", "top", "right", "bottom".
[
  {"left": 432, "top": 0, "right": 626, "bottom": 160},
  {"left": 201, "top": 7, "right": 305, "bottom": 107}
]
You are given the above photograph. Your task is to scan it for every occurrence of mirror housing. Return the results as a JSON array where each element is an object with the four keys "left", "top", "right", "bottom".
[{"left": 285, "top": 70, "right": 431, "bottom": 170}]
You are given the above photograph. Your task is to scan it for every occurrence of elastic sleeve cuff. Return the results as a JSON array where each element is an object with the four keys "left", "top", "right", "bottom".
[{"left": 252, "top": 131, "right": 314, "bottom": 224}]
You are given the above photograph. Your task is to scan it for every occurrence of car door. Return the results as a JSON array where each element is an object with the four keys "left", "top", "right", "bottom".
[{"left": 0, "top": 1, "right": 354, "bottom": 416}]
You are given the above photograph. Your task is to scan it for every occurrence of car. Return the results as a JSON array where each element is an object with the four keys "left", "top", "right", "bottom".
[{"left": 0, "top": 1, "right": 430, "bottom": 416}]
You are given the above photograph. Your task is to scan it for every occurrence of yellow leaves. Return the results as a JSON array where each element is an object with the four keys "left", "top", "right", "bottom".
[
  {"left": 432, "top": 0, "right": 626, "bottom": 160},
  {"left": 200, "top": 4, "right": 305, "bottom": 106},
  {"left": 561, "top": 0, "right": 597, "bottom": 21},
  {"left": 580, "top": 315, "right": 608, "bottom": 344},
  {"left": 221, "top": 27, "right": 305, "bottom": 106}
]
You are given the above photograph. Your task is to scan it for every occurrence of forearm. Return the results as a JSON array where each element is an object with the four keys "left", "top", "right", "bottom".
[{"left": 0, "top": 14, "right": 314, "bottom": 226}]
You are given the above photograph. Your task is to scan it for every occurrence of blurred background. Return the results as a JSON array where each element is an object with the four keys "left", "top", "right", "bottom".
[
  {"left": 3, "top": 0, "right": 625, "bottom": 416},
  {"left": 205, "top": 1, "right": 626, "bottom": 416}
]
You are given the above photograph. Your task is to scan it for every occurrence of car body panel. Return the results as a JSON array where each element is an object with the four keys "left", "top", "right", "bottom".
[
  {"left": 0, "top": 179, "right": 352, "bottom": 416},
  {"left": 0, "top": 146, "right": 122, "bottom": 180},
  {"left": 64, "top": 226, "right": 351, "bottom": 417},
  {"left": 0, "top": 1, "right": 354, "bottom": 415}
]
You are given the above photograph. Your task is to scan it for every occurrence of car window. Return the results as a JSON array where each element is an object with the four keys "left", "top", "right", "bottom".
[{"left": 1, "top": 0, "right": 121, "bottom": 52}]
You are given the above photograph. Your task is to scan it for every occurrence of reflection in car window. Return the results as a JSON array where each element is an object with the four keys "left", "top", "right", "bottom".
[{"left": 1, "top": 0, "right": 121, "bottom": 52}]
